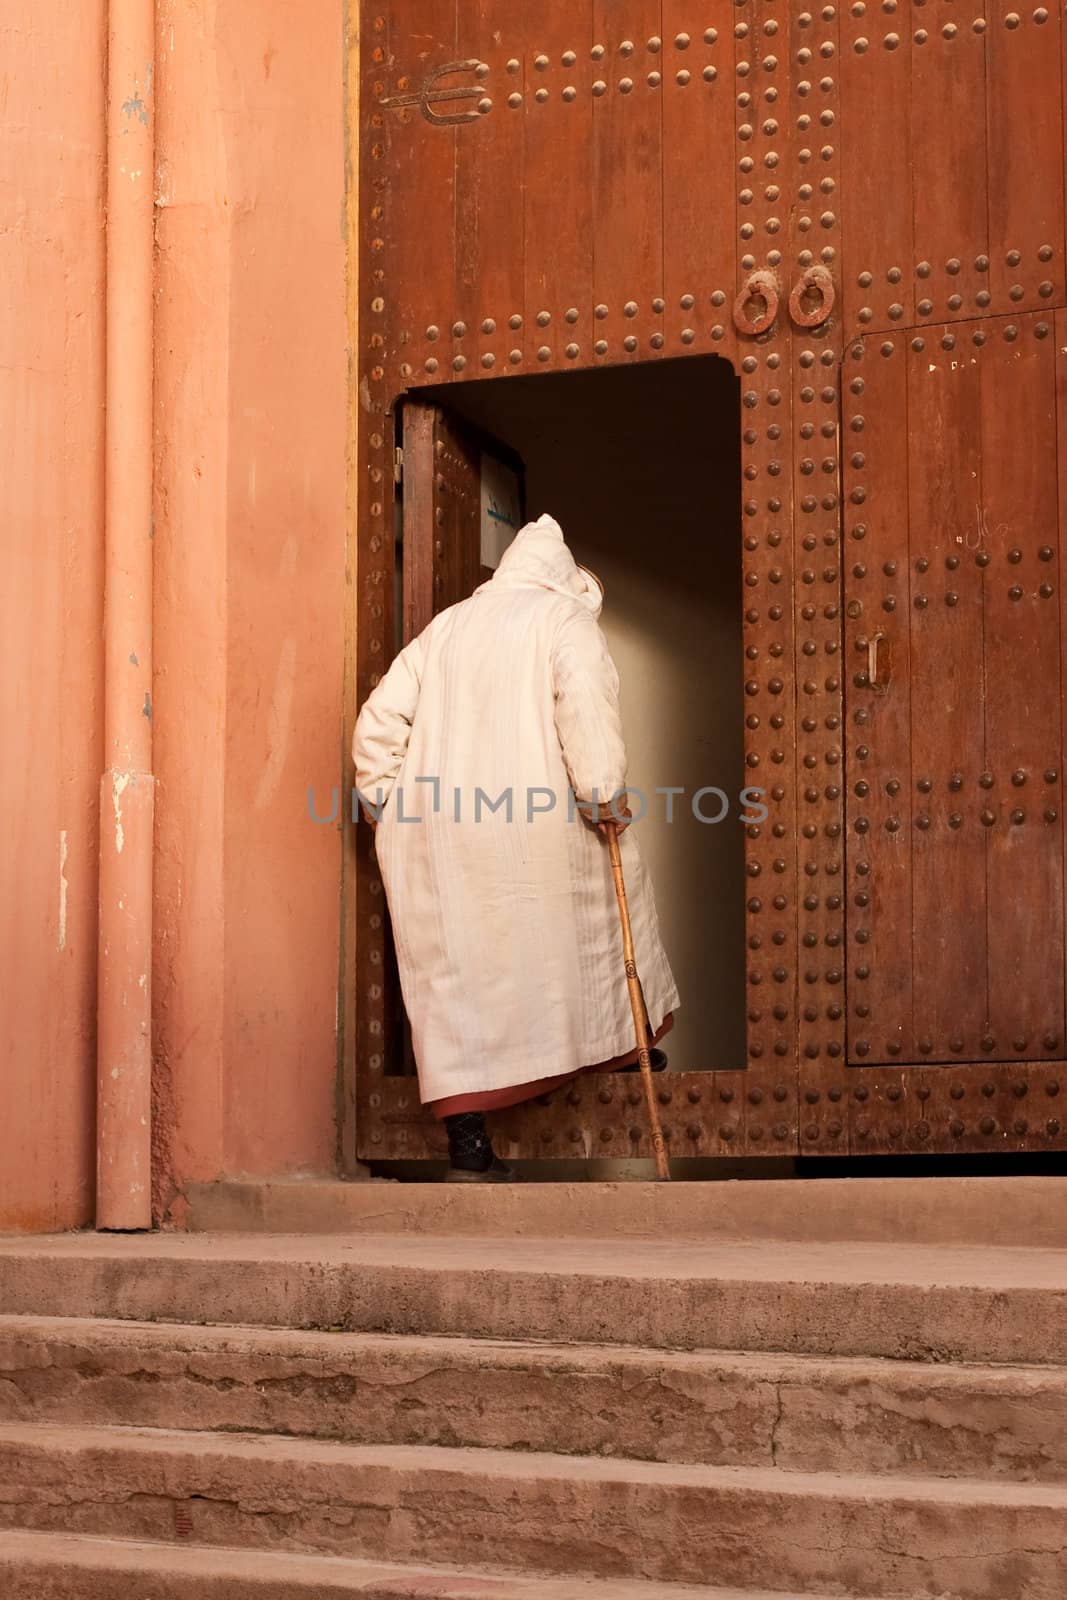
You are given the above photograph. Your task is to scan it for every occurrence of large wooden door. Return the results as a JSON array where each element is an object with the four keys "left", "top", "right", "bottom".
[{"left": 348, "top": 0, "right": 1067, "bottom": 1165}]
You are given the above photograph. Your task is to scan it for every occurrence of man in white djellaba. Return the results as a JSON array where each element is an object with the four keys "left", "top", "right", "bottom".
[{"left": 353, "top": 512, "right": 679, "bottom": 1180}]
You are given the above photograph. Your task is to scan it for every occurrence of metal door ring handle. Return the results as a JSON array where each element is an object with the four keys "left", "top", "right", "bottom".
[
  {"left": 789, "top": 266, "right": 835, "bottom": 328},
  {"left": 732, "top": 271, "right": 780, "bottom": 337}
]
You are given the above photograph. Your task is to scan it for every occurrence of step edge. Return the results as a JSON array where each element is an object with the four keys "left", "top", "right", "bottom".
[
  {"left": 4, "top": 1235, "right": 1067, "bottom": 1292},
  {"left": 3, "top": 1312, "right": 1067, "bottom": 1385},
  {"left": 4, "top": 1420, "right": 1067, "bottom": 1504},
  {"left": 0, "top": 1528, "right": 788, "bottom": 1598},
  {"left": 185, "top": 1172, "right": 1067, "bottom": 1252},
  {"left": 2, "top": 1312, "right": 1066, "bottom": 1368}
]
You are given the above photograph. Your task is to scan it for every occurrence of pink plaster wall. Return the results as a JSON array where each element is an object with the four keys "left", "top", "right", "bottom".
[
  {"left": 0, "top": 5, "right": 107, "bottom": 1232},
  {"left": 153, "top": 1, "right": 348, "bottom": 1217},
  {"left": 1, "top": 2, "right": 347, "bottom": 1232}
]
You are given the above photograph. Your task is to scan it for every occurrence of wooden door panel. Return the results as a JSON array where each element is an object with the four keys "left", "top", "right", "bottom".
[
  {"left": 523, "top": 5, "right": 595, "bottom": 369},
  {"left": 592, "top": 1, "right": 665, "bottom": 363},
  {"left": 844, "top": 316, "right": 1066, "bottom": 1066},
  {"left": 428, "top": 415, "right": 482, "bottom": 614},
  {"left": 839, "top": 2, "right": 1065, "bottom": 336},
  {"left": 372, "top": 4, "right": 745, "bottom": 391},
  {"left": 399, "top": 404, "right": 436, "bottom": 642},
  {"left": 839, "top": 3, "right": 915, "bottom": 334},
  {"left": 401, "top": 402, "right": 480, "bottom": 638},
  {"left": 660, "top": 2, "right": 734, "bottom": 349},
  {"left": 454, "top": 0, "right": 528, "bottom": 376},
  {"left": 910, "top": 1, "right": 990, "bottom": 324},
  {"left": 985, "top": 0, "right": 1064, "bottom": 315},
  {"left": 906, "top": 324, "right": 988, "bottom": 1062},
  {"left": 842, "top": 338, "right": 914, "bottom": 1062},
  {"left": 981, "top": 321, "right": 1064, "bottom": 1054},
  {"left": 380, "top": 0, "right": 459, "bottom": 383}
]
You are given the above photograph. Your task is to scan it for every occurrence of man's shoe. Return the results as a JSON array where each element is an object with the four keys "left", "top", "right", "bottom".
[{"left": 445, "top": 1157, "right": 518, "bottom": 1183}]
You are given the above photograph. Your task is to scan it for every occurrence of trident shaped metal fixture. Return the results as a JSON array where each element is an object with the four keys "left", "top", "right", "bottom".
[{"left": 379, "top": 60, "right": 489, "bottom": 126}]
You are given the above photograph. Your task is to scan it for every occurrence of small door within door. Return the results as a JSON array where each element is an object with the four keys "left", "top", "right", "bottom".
[
  {"left": 843, "top": 313, "right": 1067, "bottom": 1066},
  {"left": 400, "top": 401, "right": 525, "bottom": 639}
]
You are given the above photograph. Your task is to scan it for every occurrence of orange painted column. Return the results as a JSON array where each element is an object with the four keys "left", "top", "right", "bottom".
[
  {"left": 97, "top": 0, "right": 156, "bottom": 1229},
  {"left": 151, "top": 0, "right": 347, "bottom": 1217}
]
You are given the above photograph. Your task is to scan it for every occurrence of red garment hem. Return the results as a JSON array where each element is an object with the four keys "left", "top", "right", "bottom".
[{"left": 428, "top": 1012, "right": 675, "bottom": 1120}]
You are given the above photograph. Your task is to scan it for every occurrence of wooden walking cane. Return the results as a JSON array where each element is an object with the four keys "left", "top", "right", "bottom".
[{"left": 605, "top": 824, "right": 671, "bottom": 1182}]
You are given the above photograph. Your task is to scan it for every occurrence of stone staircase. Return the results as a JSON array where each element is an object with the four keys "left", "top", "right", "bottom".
[{"left": 0, "top": 1178, "right": 1066, "bottom": 1598}]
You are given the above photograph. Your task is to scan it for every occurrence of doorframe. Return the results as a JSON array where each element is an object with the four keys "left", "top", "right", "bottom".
[{"left": 346, "top": 353, "right": 810, "bottom": 1167}]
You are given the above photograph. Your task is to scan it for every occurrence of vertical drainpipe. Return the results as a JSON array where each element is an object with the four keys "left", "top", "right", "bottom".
[{"left": 97, "top": 0, "right": 155, "bottom": 1230}]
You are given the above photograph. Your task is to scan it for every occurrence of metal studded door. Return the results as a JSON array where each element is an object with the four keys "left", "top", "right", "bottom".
[
  {"left": 842, "top": 315, "right": 1067, "bottom": 1068},
  {"left": 350, "top": 0, "right": 1067, "bottom": 1164}
]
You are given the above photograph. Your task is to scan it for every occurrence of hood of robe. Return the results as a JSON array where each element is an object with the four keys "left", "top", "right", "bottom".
[{"left": 476, "top": 513, "right": 604, "bottom": 617}]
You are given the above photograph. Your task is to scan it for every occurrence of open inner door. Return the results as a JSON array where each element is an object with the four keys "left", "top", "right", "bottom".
[{"left": 400, "top": 401, "right": 525, "bottom": 641}]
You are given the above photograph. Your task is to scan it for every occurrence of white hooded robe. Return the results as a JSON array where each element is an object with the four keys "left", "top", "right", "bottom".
[{"left": 352, "top": 514, "right": 680, "bottom": 1106}]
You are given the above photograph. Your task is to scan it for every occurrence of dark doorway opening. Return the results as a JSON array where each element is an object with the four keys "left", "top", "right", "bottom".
[{"left": 392, "top": 353, "right": 747, "bottom": 1075}]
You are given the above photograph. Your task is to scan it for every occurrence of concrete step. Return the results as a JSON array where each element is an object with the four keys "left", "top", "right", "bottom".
[
  {"left": 0, "top": 1529, "right": 828, "bottom": 1600},
  {"left": 185, "top": 1175, "right": 1067, "bottom": 1249},
  {"left": 1, "top": 1423, "right": 1065, "bottom": 1597},
  {"left": 3, "top": 1315, "right": 1067, "bottom": 1484},
  {"left": 2, "top": 1232, "right": 1067, "bottom": 1364}
]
